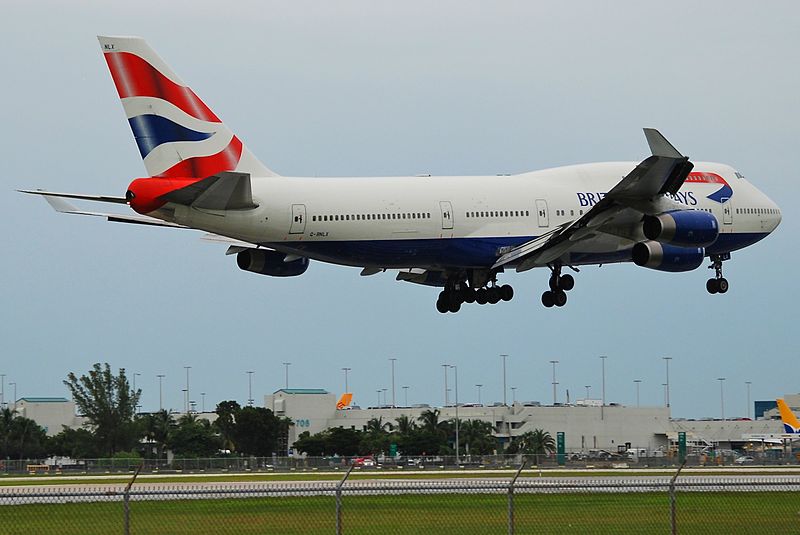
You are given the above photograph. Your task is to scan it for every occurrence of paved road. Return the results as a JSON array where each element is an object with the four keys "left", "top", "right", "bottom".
[{"left": 2, "top": 475, "right": 800, "bottom": 505}]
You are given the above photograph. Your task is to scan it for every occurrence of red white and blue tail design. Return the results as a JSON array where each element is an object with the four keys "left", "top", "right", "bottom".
[{"left": 98, "top": 36, "right": 276, "bottom": 179}]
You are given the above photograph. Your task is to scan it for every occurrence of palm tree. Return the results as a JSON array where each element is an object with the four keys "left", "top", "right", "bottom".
[
  {"left": 515, "top": 429, "right": 556, "bottom": 456},
  {"left": 459, "top": 419, "right": 497, "bottom": 455},
  {"left": 394, "top": 415, "right": 417, "bottom": 435},
  {"left": 366, "top": 416, "right": 392, "bottom": 433},
  {"left": 142, "top": 410, "right": 174, "bottom": 462},
  {"left": 418, "top": 409, "right": 442, "bottom": 434}
]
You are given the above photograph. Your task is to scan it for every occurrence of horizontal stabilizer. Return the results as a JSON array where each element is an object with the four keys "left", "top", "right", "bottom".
[
  {"left": 159, "top": 172, "right": 257, "bottom": 210},
  {"left": 19, "top": 189, "right": 128, "bottom": 204}
]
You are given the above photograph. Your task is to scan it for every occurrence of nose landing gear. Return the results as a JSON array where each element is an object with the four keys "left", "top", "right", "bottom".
[
  {"left": 541, "top": 264, "right": 576, "bottom": 308},
  {"left": 706, "top": 253, "right": 730, "bottom": 294}
]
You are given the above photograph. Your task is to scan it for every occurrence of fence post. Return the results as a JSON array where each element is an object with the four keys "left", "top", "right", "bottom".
[
  {"left": 123, "top": 464, "right": 143, "bottom": 535},
  {"left": 668, "top": 460, "right": 686, "bottom": 535},
  {"left": 335, "top": 464, "right": 354, "bottom": 535},
  {"left": 508, "top": 459, "right": 527, "bottom": 535}
]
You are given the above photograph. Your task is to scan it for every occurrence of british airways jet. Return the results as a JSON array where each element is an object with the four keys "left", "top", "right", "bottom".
[{"left": 22, "top": 36, "right": 782, "bottom": 313}]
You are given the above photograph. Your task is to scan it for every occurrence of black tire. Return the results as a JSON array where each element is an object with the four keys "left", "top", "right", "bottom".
[
  {"left": 541, "top": 291, "right": 555, "bottom": 308},
  {"left": 500, "top": 285, "right": 514, "bottom": 301},
  {"left": 448, "top": 300, "right": 462, "bottom": 313},
  {"left": 559, "top": 274, "right": 575, "bottom": 291},
  {"left": 463, "top": 290, "right": 476, "bottom": 304},
  {"left": 476, "top": 289, "right": 488, "bottom": 305},
  {"left": 487, "top": 288, "right": 501, "bottom": 304},
  {"left": 553, "top": 289, "right": 567, "bottom": 307},
  {"left": 549, "top": 276, "right": 559, "bottom": 291},
  {"left": 706, "top": 278, "right": 719, "bottom": 294},
  {"left": 436, "top": 298, "right": 449, "bottom": 313},
  {"left": 718, "top": 278, "right": 729, "bottom": 294}
]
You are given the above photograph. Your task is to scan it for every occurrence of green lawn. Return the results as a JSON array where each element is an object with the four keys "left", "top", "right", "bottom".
[{"left": 1, "top": 492, "right": 797, "bottom": 534}]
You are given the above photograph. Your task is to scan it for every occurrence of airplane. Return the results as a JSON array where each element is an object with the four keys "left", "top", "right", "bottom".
[
  {"left": 776, "top": 399, "right": 800, "bottom": 434},
  {"left": 21, "top": 36, "right": 782, "bottom": 313}
]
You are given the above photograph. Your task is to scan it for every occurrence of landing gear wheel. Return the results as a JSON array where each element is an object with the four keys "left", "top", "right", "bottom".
[
  {"left": 436, "top": 298, "right": 449, "bottom": 313},
  {"left": 541, "top": 291, "right": 555, "bottom": 308},
  {"left": 500, "top": 285, "right": 514, "bottom": 301},
  {"left": 717, "top": 278, "right": 729, "bottom": 294},
  {"left": 487, "top": 288, "right": 501, "bottom": 304},
  {"left": 706, "top": 279, "right": 719, "bottom": 294},
  {"left": 463, "top": 290, "right": 476, "bottom": 304},
  {"left": 559, "top": 274, "right": 575, "bottom": 291},
  {"left": 448, "top": 299, "right": 461, "bottom": 313},
  {"left": 476, "top": 289, "right": 488, "bottom": 305},
  {"left": 553, "top": 289, "right": 567, "bottom": 307}
]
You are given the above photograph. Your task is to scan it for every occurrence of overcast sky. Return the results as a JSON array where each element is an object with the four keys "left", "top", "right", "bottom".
[{"left": 1, "top": 1, "right": 797, "bottom": 419}]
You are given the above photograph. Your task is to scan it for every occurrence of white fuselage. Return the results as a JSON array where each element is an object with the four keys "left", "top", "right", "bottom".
[{"left": 165, "top": 161, "right": 781, "bottom": 270}]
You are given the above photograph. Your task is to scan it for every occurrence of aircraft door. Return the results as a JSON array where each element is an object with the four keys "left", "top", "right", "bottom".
[
  {"left": 535, "top": 199, "right": 549, "bottom": 228},
  {"left": 439, "top": 201, "right": 454, "bottom": 230},
  {"left": 290, "top": 204, "right": 307, "bottom": 234},
  {"left": 721, "top": 198, "right": 732, "bottom": 225}
]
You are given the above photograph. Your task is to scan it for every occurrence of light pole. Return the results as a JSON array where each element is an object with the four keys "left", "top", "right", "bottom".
[
  {"left": 662, "top": 357, "right": 672, "bottom": 408},
  {"left": 745, "top": 381, "right": 752, "bottom": 419},
  {"left": 511, "top": 386, "right": 517, "bottom": 404},
  {"left": 282, "top": 362, "right": 291, "bottom": 390},
  {"left": 500, "top": 354, "right": 508, "bottom": 406},
  {"left": 342, "top": 367, "right": 351, "bottom": 393},
  {"left": 450, "top": 364, "right": 460, "bottom": 463},
  {"left": 550, "top": 360, "right": 559, "bottom": 405},
  {"left": 9, "top": 382, "right": 16, "bottom": 412},
  {"left": 600, "top": 355, "right": 607, "bottom": 420},
  {"left": 585, "top": 385, "right": 591, "bottom": 399},
  {"left": 157, "top": 374, "right": 165, "bottom": 411},
  {"left": 381, "top": 388, "right": 387, "bottom": 406},
  {"left": 181, "top": 389, "right": 187, "bottom": 413},
  {"left": 442, "top": 364, "right": 449, "bottom": 407},
  {"left": 247, "top": 371, "right": 255, "bottom": 406},
  {"left": 662, "top": 383, "right": 668, "bottom": 407},
  {"left": 0, "top": 373, "right": 4, "bottom": 409},
  {"left": 634, "top": 379, "right": 642, "bottom": 408},
  {"left": 201, "top": 392, "right": 206, "bottom": 413},
  {"left": 476, "top": 384, "right": 483, "bottom": 405},
  {"left": 389, "top": 358, "right": 397, "bottom": 408},
  {"left": 718, "top": 377, "right": 726, "bottom": 420},
  {"left": 402, "top": 385, "right": 409, "bottom": 407},
  {"left": 376, "top": 389, "right": 381, "bottom": 407},
  {"left": 184, "top": 366, "right": 191, "bottom": 414}
]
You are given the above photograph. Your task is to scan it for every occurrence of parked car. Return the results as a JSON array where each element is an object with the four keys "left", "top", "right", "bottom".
[{"left": 734, "top": 456, "right": 754, "bottom": 465}]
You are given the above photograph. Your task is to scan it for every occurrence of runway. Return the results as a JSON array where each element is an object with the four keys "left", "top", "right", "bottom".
[{"left": 3, "top": 474, "right": 799, "bottom": 505}]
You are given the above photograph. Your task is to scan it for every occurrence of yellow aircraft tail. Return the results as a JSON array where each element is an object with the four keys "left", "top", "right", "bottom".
[{"left": 777, "top": 399, "right": 800, "bottom": 433}]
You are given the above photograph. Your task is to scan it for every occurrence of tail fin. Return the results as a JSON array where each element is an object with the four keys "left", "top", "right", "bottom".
[
  {"left": 98, "top": 36, "right": 276, "bottom": 179},
  {"left": 776, "top": 399, "right": 800, "bottom": 433}
]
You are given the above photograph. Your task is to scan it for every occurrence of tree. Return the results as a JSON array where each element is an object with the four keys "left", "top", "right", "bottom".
[
  {"left": 232, "top": 406, "right": 290, "bottom": 456},
  {"left": 213, "top": 401, "right": 240, "bottom": 452},
  {"left": 459, "top": 419, "right": 497, "bottom": 455},
  {"left": 48, "top": 427, "right": 101, "bottom": 458},
  {"left": 63, "top": 363, "right": 141, "bottom": 455},
  {"left": 141, "top": 410, "right": 175, "bottom": 461},
  {"left": 359, "top": 417, "right": 392, "bottom": 455},
  {"left": 0, "top": 407, "right": 48, "bottom": 459},
  {"left": 511, "top": 429, "right": 556, "bottom": 456},
  {"left": 168, "top": 414, "right": 221, "bottom": 457}
]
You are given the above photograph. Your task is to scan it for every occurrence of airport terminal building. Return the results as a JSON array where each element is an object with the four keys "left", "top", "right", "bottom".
[{"left": 266, "top": 389, "right": 790, "bottom": 454}]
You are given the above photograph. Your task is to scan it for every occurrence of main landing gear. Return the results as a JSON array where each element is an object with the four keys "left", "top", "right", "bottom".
[
  {"left": 436, "top": 282, "right": 514, "bottom": 313},
  {"left": 706, "top": 253, "right": 730, "bottom": 294},
  {"left": 541, "top": 264, "right": 575, "bottom": 308}
]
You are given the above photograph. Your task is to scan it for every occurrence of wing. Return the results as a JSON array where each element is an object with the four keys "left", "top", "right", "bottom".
[{"left": 493, "top": 128, "right": 694, "bottom": 272}]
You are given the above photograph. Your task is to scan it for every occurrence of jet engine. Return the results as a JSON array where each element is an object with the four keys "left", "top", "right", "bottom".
[
  {"left": 642, "top": 210, "right": 719, "bottom": 247},
  {"left": 236, "top": 249, "right": 309, "bottom": 277},
  {"left": 631, "top": 241, "right": 705, "bottom": 272}
]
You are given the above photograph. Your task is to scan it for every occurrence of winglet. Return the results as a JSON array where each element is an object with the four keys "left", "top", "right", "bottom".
[{"left": 644, "top": 128, "right": 683, "bottom": 158}]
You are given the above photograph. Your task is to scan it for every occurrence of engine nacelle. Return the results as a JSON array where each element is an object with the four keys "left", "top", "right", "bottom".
[
  {"left": 631, "top": 241, "right": 705, "bottom": 273},
  {"left": 236, "top": 249, "right": 309, "bottom": 277},
  {"left": 642, "top": 210, "right": 719, "bottom": 247}
]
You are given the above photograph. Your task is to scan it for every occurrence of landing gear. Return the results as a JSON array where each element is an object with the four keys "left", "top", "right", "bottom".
[
  {"left": 706, "top": 253, "right": 730, "bottom": 295},
  {"left": 435, "top": 276, "right": 513, "bottom": 313},
  {"left": 541, "top": 264, "right": 576, "bottom": 308}
]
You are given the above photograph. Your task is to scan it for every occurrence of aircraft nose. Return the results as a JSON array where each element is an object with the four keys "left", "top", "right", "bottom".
[{"left": 768, "top": 196, "right": 782, "bottom": 231}]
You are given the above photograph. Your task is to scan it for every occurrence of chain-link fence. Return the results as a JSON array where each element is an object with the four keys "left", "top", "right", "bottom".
[{"left": 2, "top": 468, "right": 799, "bottom": 533}]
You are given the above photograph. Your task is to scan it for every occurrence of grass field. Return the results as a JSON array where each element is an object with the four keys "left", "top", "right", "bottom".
[{"left": 1, "top": 492, "right": 797, "bottom": 534}]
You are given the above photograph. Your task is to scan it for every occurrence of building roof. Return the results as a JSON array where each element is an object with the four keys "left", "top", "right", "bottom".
[
  {"left": 275, "top": 389, "right": 329, "bottom": 395},
  {"left": 18, "top": 397, "right": 69, "bottom": 403}
]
